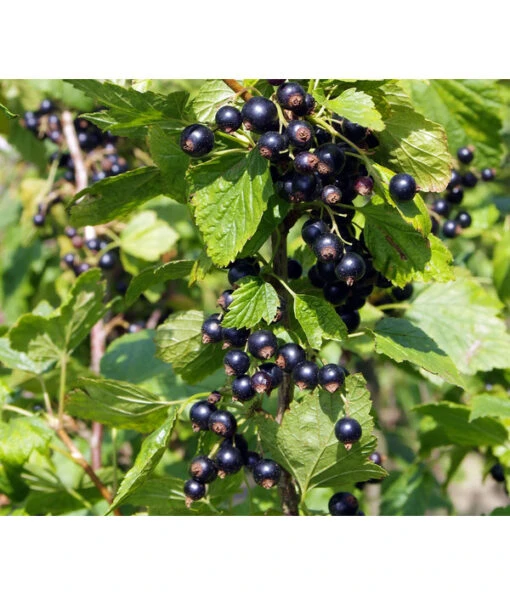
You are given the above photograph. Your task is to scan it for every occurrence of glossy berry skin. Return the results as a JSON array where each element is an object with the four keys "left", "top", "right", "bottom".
[
  {"left": 323, "top": 282, "right": 349, "bottom": 305},
  {"left": 342, "top": 119, "right": 367, "bottom": 144},
  {"left": 201, "top": 314, "right": 223, "bottom": 344},
  {"left": 241, "top": 97, "right": 278, "bottom": 133},
  {"left": 257, "top": 131, "right": 288, "bottom": 160},
  {"left": 189, "top": 456, "right": 218, "bottom": 484},
  {"left": 286, "top": 120, "right": 314, "bottom": 150},
  {"left": 64, "top": 226, "right": 77, "bottom": 238},
  {"left": 336, "top": 308, "right": 361, "bottom": 333},
  {"left": 290, "top": 173, "right": 318, "bottom": 202},
  {"left": 276, "top": 343, "right": 306, "bottom": 373},
  {"left": 244, "top": 450, "right": 261, "bottom": 470},
  {"left": 215, "top": 443, "right": 244, "bottom": 476},
  {"left": 190, "top": 400, "right": 217, "bottom": 432},
  {"left": 432, "top": 199, "right": 451, "bottom": 217},
  {"left": 75, "top": 262, "right": 91, "bottom": 276},
  {"left": 223, "top": 349, "right": 251, "bottom": 376},
  {"left": 247, "top": 330, "right": 278, "bottom": 360},
  {"left": 328, "top": 491, "right": 359, "bottom": 516},
  {"left": 308, "top": 265, "right": 326, "bottom": 288},
  {"left": 267, "top": 79, "right": 286, "bottom": 86},
  {"left": 369, "top": 451, "right": 383, "bottom": 466},
  {"left": 98, "top": 251, "right": 116, "bottom": 270},
  {"left": 447, "top": 169, "right": 462, "bottom": 189},
  {"left": 314, "top": 126, "right": 332, "bottom": 145},
  {"left": 253, "top": 459, "right": 281, "bottom": 489},
  {"left": 231, "top": 375, "right": 256, "bottom": 401},
  {"left": 322, "top": 184, "right": 342, "bottom": 205},
  {"left": 259, "top": 363, "right": 283, "bottom": 389},
  {"left": 481, "top": 167, "right": 496, "bottom": 181},
  {"left": 442, "top": 219, "right": 458, "bottom": 238},
  {"left": 293, "top": 93, "right": 316, "bottom": 116},
  {"left": 447, "top": 186, "right": 464, "bottom": 204},
  {"left": 457, "top": 146, "right": 474, "bottom": 164},
  {"left": 86, "top": 238, "right": 101, "bottom": 252},
  {"left": 335, "top": 252, "right": 366, "bottom": 286},
  {"left": 287, "top": 258, "right": 303, "bottom": 279},
  {"left": 208, "top": 391, "right": 222, "bottom": 405},
  {"left": 301, "top": 219, "right": 329, "bottom": 245},
  {"left": 215, "top": 105, "right": 242, "bottom": 133},
  {"left": 276, "top": 81, "right": 306, "bottom": 111},
  {"left": 33, "top": 213, "right": 45, "bottom": 227},
  {"left": 184, "top": 479, "right": 206, "bottom": 502},
  {"left": 39, "top": 98, "right": 55, "bottom": 114},
  {"left": 313, "top": 233, "right": 343, "bottom": 263},
  {"left": 180, "top": 124, "right": 214, "bottom": 157},
  {"left": 217, "top": 289, "right": 234, "bottom": 311},
  {"left": 63, "top": 253, "right": 76, "bottom": 267},
  {"left": 389, "top": 173, "right": 417, "bottom": 202},
  {"left": 292, "top": 360, "right": 319, "bottom": 390},
  {"left": 208, "top": 409, "right": 237, "bottom": 438},
  {"left": 228, "top": 259, "right": 260, "bottom": 286},
  {"left": 221, "top": 326, "right": 250, "bottom": 348},
  {"left": 335, "top": 417, "right": 362, "bottom": 446},
  {"left": 248, "top": 370, "right": 271, "bottom": 395},
  {"left": 391, "top": 284, "right": 413, "bottom": 301},
  {"left": 490, "top": 463, "right": 505, "bottom": 483},
  {"left": 293, "top": 151, "right": 319, "bottom": 174},
  {"left": 456, "top": 211, "right": 472, "bottom": 229},
  {"left": 318, "top": 364, "right": 345, "bottom": 393},
  {"left": 317, "top": 261, "right": 338, "bottom": 283},
  {"left": 314, "top": 143, "right": 345, "bottom": 176},
  {"left": 462, "top": 172, "right": 478, "bottom": 188}
]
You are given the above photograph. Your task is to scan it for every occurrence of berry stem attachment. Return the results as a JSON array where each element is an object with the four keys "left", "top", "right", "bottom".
[{"left": 222, "top": 79, "right": 253, "bottom": 102}]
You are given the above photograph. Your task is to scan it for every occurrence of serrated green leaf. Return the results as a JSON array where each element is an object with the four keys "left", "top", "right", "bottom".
[
  {"left": 108, "top": 411, "right": 177, "bottom": 512},
  {"left": 120, "top": 211, "right": 178, "bottom": 261},
  {"left": 255, "top": 374, "right": 385, "bottom": 497},
  {"left": 155, "top": 310, "right": 224, "bottom": 383},
  {"left": 324, "top": 88, "right": 385, "bottom": 131},
  {"left": 373, "top": 318, "right": 467, "bottom": 388},
  {"left": 191, "top": 80, "right": 235, "bottom": 123},
  {"left": 0, "top": 417, "right": 52, "bottom": 467},
  {"left": 125, "top": 260, "right": 194, "bottom": 307},
  {"left": 221, "top": 278, "right": 279, "bottom": 329},
  {"left": 67, "top": 377, "right": 172, "bottom": 432},
  {"left": 148, "top": 126, "right": 190, "bottom": 203},
  {"left": 192, "top": 150, "right": 273, "bottom": 266},
  {"left": 493, "top": 231, "right": 510, "bottom": 304},
  {"left": 294, "top": 294, "right": 348, "bottom": 349},
  {"left": 469, "top": 394, "right": 510, "bottom": 421},
  {"left": 0, "top": 337, "right": 40, "bottom": 374},
  {"left": 407, "top": 278, "right": 510, "bottom": 374}
]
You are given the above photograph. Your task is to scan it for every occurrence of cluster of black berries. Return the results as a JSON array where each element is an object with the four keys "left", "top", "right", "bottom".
[
  {"left": 60, "top": 228, "right": 118, "bottom": 276},
  {"left": 429, "top": 145, "right": 496, "bottom": 238}
]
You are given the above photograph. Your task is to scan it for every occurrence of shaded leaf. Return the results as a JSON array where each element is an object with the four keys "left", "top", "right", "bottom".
[
  {"left": 469, "top": 393, "right": 510, "bottom": 421},
  {"left": 125, "top": 260, "right": 194, "bottom": 307},
  {"left": 0, "top": 418, "right": 52, "bottom": 467},
  {"left": 148, "top": 126, "right": 190, "bottom": 203},
  {"left": 294, "top": 294, "right": 348, "bottom": 350},
  {"left": 120, "top": 211, "right": 179, "bottom": 261}
]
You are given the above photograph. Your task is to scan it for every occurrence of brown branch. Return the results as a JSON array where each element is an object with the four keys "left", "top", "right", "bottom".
[
  {"left": 146, "top": 309, "right": 163, "bottom": 330},
  {"left": 222, "top": 79, "right": 253, "bottom": 102},
  {"left": 61, "top": 111, "right": 88, "bottom": 193}
]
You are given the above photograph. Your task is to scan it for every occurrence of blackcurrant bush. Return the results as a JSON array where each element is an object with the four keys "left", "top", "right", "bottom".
[
  {"left": 446, "top": 186, "right": 464, "bottom": 204},
  {"left": 180, "top": 124, "right": 214, "bottom": 157},
  {"left": 232, "top": 375, "right": 256, "bottom": 401},
  {"left": 329, "top": 492, "right": 359, "bottom": 516},
  {"left": 257, "top": 131, "right": 288, "bottom": 160},
  {"left": 253, "top": 459, "right": 281, "bottom": 489},
  {"left": 335, "top": 417, "right": 362, "bottom": 447},
  {"left": 286, "top": 120, "right": 314, "bottom": 150},
  {"left": 301, "top": 218, "right": 329, "bottom": 245},
  {"left": 215, "top": 105, "right": 242, "bottom": 133},
  {"left": 456, "top": 211, "right": 472, "bottom": 229},
  {"left": 259, "top": 363, "right": 283, "bottom": 389},
  {"left": 293, "top": 151, "right": 319, "bottom": 174},
  {"left": 481, "top": 167, "right": 496, "bottom": 181},
  {"left": 208, "top": 409, "right": 237, "bottom": 438},
  {"left": 457, "top": 146, "right": 474, "bottom": 164},
  {"left": 190, "top": 400, "right": 217, "bottom": 432},
  {"left": 432, "top": 199, "right": 451, "bottom": 217},
  {"left": 314, "top": 143, "right": 345, "bottom": 176},
  {"left": 189, "top": 456, "right": 218, "bottom": 483},
  {"left": 321, "top": 184, "right": 342, "bottom": 205},
  {"left": 276, "top": 81, "right": 306, "bottom": 111},
  {"left": 287, "top": 258, "right": 303, "bottom": 279},
  {"left": 490, "top": 463, "right": 505, "bottom": 483},
  {"left": 391, "top": 284, "right": 413, "bottom": 301},
  {"left": 247, "top": 330, "right": 278, "bottom": 360},
  {"left": 228, "top": 259, "right": 260, "bottom": 286},
  {"left": 389, "top": 173, "right": 417, "bottom": 202},
  {"left": 276, "top": 343, "right": 306, "bottom": 373},
  {"left": 335, "top": 252, "right": 366, "bottom": 286},
  {"left": 318, "top": 364, "right": 345, "bottom": 393},
  {"left": 292, "top": 360, "right": 319, "bottom": 390},
  {"left": 462, "top": 171, "right": 478, "bottom": 188},
  {"left": 98, "top": 251, "right": 116, "bottom": 270},
  {"left": 201, "top": 313, "right": 223, "bottom": 344},
  {"left": 222, "top": 326, "right": 250, "bottom": 349},
  {"left": 442, "top": 219, "right": 458, "bottom": 238},
  {"left": 241, "top": 97, "right": 278, "bottom": 133},
  {"left": 215, "top": 443, "right": 244, "bottom": 476},
  {"left": 184, "top": 478, "right": 206, "bottom": 504},
  {"left": 223, "top": 349, "right": 251, "bottom": 376},
  {"left": 313, "top": 233, "right": 343, "bottom": 262}
]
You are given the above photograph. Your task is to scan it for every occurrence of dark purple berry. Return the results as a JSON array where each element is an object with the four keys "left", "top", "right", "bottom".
[
  {"left": 232, "top": 375, "right": 256, "bottom": 401},
  {"left": 308, "top": 265, "right": 326, "bottom": 288},
  {"left": 391, "top": 284, "right": 413, "bottom": 301},
  {"left": 241, "top": 97, "right": 278, "bottom": 133},
  {"left": 481, "top": 167, "right": 496, "bottom": 181},
  {"left": 389, "top": 173, "right": 416, "bottom": 202},
  {"left": 221, "top": 326, "right": 250, "bottom": 349},
  {"left": 432, "top": 199, "right": 451, "bottom": 217},
  {"left": 33, "top": 213, "right": 45, "bottom": 227},
  {"left": 75, "top": 262, "right": 91, "bottom": 276},
  {"left": 335, "top": 417, "right": 362, "bottom": 447},
  {"left": 447, "top": 170, "right": 462, "bottom": 189},
  {"left": 245, "top": 450, "right": 261, "bottom": 470},
  {"left": 190, "top": 400, "right": 217, "bottom": 432},
  {"left": 250, "top": 370, "right": 273, "bottom": 395},
  {"left": 63, "top": 253, "right": 76, "bottom": 267},
  {"left": 336, "top": 307, "right": 361, "bottom": 333},
  {"left": 317, "top": 260, "right": 338, "bottom": 283},
  {"left": 215, "top": 105, "right": 242, "bottom": 133},
  {"left": 184, "top": 479, "right": 206, "bottom": 504},
  {"left": 215, "top": 443, "right": 244, "bottom": 476},
  {"left": 293, "top": 93, "right": 316, "bottom": 116},
  {"left": 180, "top": 124, "right": 214, "bottom": 157},
  {"left": 217, "top": 289, "right": 234, "bottom": 311},
  {"left": 456, "top": 211, "right": 472, "bottom": 229},
  {"left": 286, "top": 120, "right": 314, "bottom": 150},
  {"left": 39, "top": 98, "right": 55, "bottom": 114},
  {"left": 335, "top": 252, "right": 366, "bottom": 286},
  {"left": 447, "top": 186, "right": 464, "bottom": 204},
  {"left": 189, "top": 456, "right": 218, "bottom": 483},
  {"left": 247, "top": 330, "right": 278, "bottom": 360},
  {"left": 86, "top": 238, "right": 101, "bottom": 252},
  {"left": 289, "top": 173, "right": 318, "bottom": 202},
  {"left": 318, "top": 364, "right": 345, "bottom": 393},
  {"left": 442, "top": 219, "right": 458, "bottom": 238},
  {"left": 341, "top": 119, "right": 368, "bottom": 144},
  {"left": 490, "top": 463, "right": 505, "bottom": 483},
  {"left": 207, "top": 391, "right": 222, "bottom": 405},
  {"left": 98, "top": 251, "right": 116, "bottom": 270},
  {"left": 457, "top": 146, "right": 474, "bottom": 164},
  {"left": 293, "top": 151, "right": 319, "bottom": 174},
  {"left": 301, "top": 219, "right": 329, "bottom": 245},
  {"left": 292, "top": 360, "right": 319, "bottom": 390},
  {"left": 321, "top": 184, "right": 342, "bottom": 205},
  {"left": 208, "top": 409, "right": 237, "bottom": 438},
  {"left": 276, "top": 343, "right": 306, "bottom": 373},
  {"left": 253, "top": 459, "right": 281, "bottom": 489},
  {"left": 314, "top": 143, "right": 345, "bottom": 176},
  {"left": 462, "top": 171, "right": 478, "bottom": 188},
  {"left": 259, "top": 363, "right": 283, "bottom": 389},
  {"left": 228, "top": 259, "right": 260, "bottom": 286},
  {"left": 223, "top": 349, "right": 250, "bottom": 376},
  {"left": 258, "top": 131, "right": 288, "bottom": 160},
  {"left": 313, "top": 233, "right": 343, "bottom": 263},
  {"left": 201, "top": 314, "right": 223, "bottom": 344},
  {"left": 369, "top": 452, "right": 383, "bottom": 466},
  {"left": 323, "top": 282, "right": 349, "bottom": 305},
  {"left": 276, "top": 81, "right": 306, "bottom": 111},
  {"left": 287, "top": 259, "right": 303, "bottom": 279},
  {"left": 267, "top": 79, "right": 286, "bottom": 85},
  {"left": 329, "top": 491, "right": 359, "bottom": 516}
]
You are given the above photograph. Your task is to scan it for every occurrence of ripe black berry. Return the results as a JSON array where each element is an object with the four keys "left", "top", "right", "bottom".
[
  {"left": 293, "top": 93, "right": 316, "bottom": 116},
  {"left": 258, "top": 131, "right": 288, "bottom": 160},
  {"left": 456, "top": 211, "right": 472, "bottom": 229},
  {"left": 208, "top": 409, "right": 237, "bottom": 438},
  {"left": 336, "top": 307, "right": 361, "bottom": 333},
  {"left": 184, "top": 478, "right": 206, "bottom": 505},
  {"left": 231, "top": 375, "right": 256, "bottom": 401},
  {"left": 286, "top": 120, "right": 314, "bottom": 150},
  {"left": 215, "top": 443, "right": 244, "bottom": 476},
  {"left": 287, "top": 259, "right": 303, "bottom": 279},
  {"left": 313, "top": 233, "right": 343, "bottom": 263},
  {"left": 293, "top": 151, "right": 319, "bottom": 174},
  {"left": 446, "top": 186, "right": 464, "bottom": 204},
  {"left": 223, "top": 349, "right": 251, "bottom": 376},
  {"left": 389, "top": 173, "right": 417, "bottom": 202},
  {"left": 391, "top": 284, "right": 413, "bottom": 301},
  {"left": 190, "top": 400, "right": 217, "bottom": 432},
  {"left": 369, "top": 451, "right": 383, "bottom": 466},
  {"left": 33, "top": 213, "right": 45, "bottom": 227},
  {"left": 259, "top": 363, "right": 283, "bottom": 389},
  {"left": 245, "top": 450, "right": 261, "bottom": 470},
  {"left": 217, "top": 289, "right": 234, "bottom": 311},
  {"left": 228, "top": 259, "right": 260, "bottom": 286},
  {"left": 189, "top": 456, "right": 218, "bottom": 483},
  {"left": 308, "top": 265, "right": 326, "bottom": 288},
  {"left": 432, "top": 199, "right": 451, "bottom": 217},
  {"left": 321, "top": 184, "right": 342, "bottom": 205},
  {"left": 180, "top": 124, "right": 214, "bottom": 157},
  {"left": 447, "top": 169, "right": 462, "bottom": 189},
  {"left": 241, "top": 97, "right": 278, "bottom": 133},
  {"left": 289, "top": 173, "right": 318, "bottom": 202},
  {"left": 314, "top": 126, "right": 332, "bottom": 145},
  {"left": 328, "top": 491, "right": 359, "bottom": 516},
  {"left": 314, "top": 143, "right": 345, "bottom": 176},
  {"left": 215, "top": 105, "right": 242, "bottom": 133},
  {"left": 318, "top": 364, "right": 345, "bottom": 393},
  {"left": 86, "top": 238, "right": 101, "bottom": 252},
  {"left": 323, "top": 282, "right": 349, "bottom": 305},
  {"left": 250, "top": 370, "right": 273, "bottom": 395},
  {"left": 317, "top": 260, "right": 338, "bottom": 283},
  {"left": 221, "top": 326, "right": 250, "bottom": 349},
  {"left": 64, "top": 226, "right": 77, "bottom": 238},
  {"left": 457, "top": 146, "right": 474, "bottom": 164},
  {"left": 267, "top": 79, "right": 286, "bottom": 86},
  {"left": 247, "top": 330, "right": 278, "bottom": 360},
  {"left": 301, "top": 219, "right": 329, "bottom": 245},
  {"left": 253, "top": 459, "right": 281, "bottom": 489},
  {"left": 75, "top": 262, "right": 91, "bottom": 276},
  {"left": 462, "top": 171, "right": 478, "bottom": 188},
  {"left": 276, "top": 343, "right": 306, "bottom": 373},
  {"left": 98, "top": 251, "right": 116, "bottom": 270},
  {"left": 335, "top": 252, "right": 366, "bottom": 286},
  {"left": 39, "top": 98, "right": 55, "bottom": 114},
  {"left": 335, "top": 417, "right": 362, "bottom": 447},
  {"left": 341, "top": 118, "right": 368, "bottom": 144},
  {"left": 481, "top": 167, "right": 496, "bottom": 181},
  {"left": 442, "top": 219, "right": 458, "bottom": 238},
  {"left": 490, "top": 463, "right": 505, "bottom": 483},
  {"left": 292, "top": 360, "right": 319, "bottom": 390},
  {"left": 201, "top": 313, "right": 223, "bottom": 344},
  {"left": 63, "top": 253, "right": 76, "bottom": 267},
  {"left": 276, "top": 81, "right": 306, "bottom": 111}
]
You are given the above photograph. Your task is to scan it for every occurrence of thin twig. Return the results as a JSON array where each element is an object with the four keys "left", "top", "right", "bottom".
[
  {"left": 222, "top": 79, "right": 253, "bottom": 102},
  {"left": 61, "top": 111, "right": 88, "bottom": 193},
  {"left": 146, "top": 309, "right": 163, "bottom": 330}
]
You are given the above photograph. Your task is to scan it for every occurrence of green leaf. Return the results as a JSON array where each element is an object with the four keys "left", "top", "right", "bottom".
[
  {"left": 255, "top": 374, "right": 386, "bottom": 497},
  {"left": 0, "top": 337, "right": 40, "bottom": 374},
  {"left": 490, "top": 506, "right": 510, "bottom": 516},
  {"left": 191, "top": 80, "right": 235, "bottom": 123},
  {"left": 191, "top": 150, "right": 273, "bottom": 266},
  {"left": 67, "top": 377, "right": 172, "bottom": 432},
  {"left": 401, "top": 79, "right": 505, "bottom": 166},
  {"left": 148, "top": 126, "right": 190, "bottom": 203},
  {"left": 125, "top": 260, "right": 194, "bottom": 307},
  {"left": 0, "top": 418, "right": 52, "bottom": 467},
  {"left": 221, "top": 278, "right": 279, "bottom": 329},
  {"left": 415, "top": 401, "right": 508, "bottom": 447},
  {"left": 294, "top": 294, "right": 348, "bottom": 350},
  {"left": 407, "top": 278, "right": 510, "bottom": 374},
  {"left": 469, "top": 394, "right": 510, "bottom": 422},
  {"left": 493, "top": 231, "right": 510, "bottom": 304},
  {"left": 155, "top": 310, "right": 225, "bottom": 383},
  {"left": 120, "top": 211, "right": 179, "bottom": 261},
  {"left": 68, "top": 167, "right": 165, "bottom": 227},
  {"left": 325, "top": 88, "right": 385, "bottom": 131},
  {"left": 373, "top": 318, "right": 467, "bottom": 388},
  {"left": 375, "top": 84, "right": 452, "bottom": 192},
  {"left": 108, "top": 411, "right": 177, "bottom": 512}
]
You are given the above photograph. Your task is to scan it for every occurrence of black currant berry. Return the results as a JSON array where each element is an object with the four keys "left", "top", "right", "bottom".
[
  {"left": 289, "top": 173, "right": 318, "bottom": 202},
  {"left": 317, "top": 260, "right": 338, "bottom": 283},
  {"left": 336, "top": 308, "right": 361, "bottom": 333},
  {"left": 457, "top": 146, "right": 474, "bottom": 164},
  {"left": 344, "top": 295, "right": 366, "bottom": 311},
  {"left": 318, "top": 364, "right": 345, "bottom": 393},
  {"left": 231, "top": 375, "right": 256, "bottom": 401},
  {"left": 245, "top": 450, "right": 262, "bottom": 470},
  {"left": 207, "top": 391, "right": 222, "bottom": 405},
  {"left": 189, "top": 456, "right": 218, "bottom": 484},
  {"left": 190, "top": 400, "right": 217, "bottom": 432},
  {"left": 228, "top": 259, "right": 260, "bottom": 286},
  {"left": 180, "top": 124, "right": 214, "bottom": 157},
  {"left": 39, "top": 98, "right": 55, "bottom": 114},
  {"left": 201, "top": 313, "right": 223, "bottom": 344},
  {"left": 293, "top": 151, "right": 319, "bottom": 174},
  {"left": 250, "top": 370, "right": 273, "bottom": 395},
  {"left": 328, "top": 491, "right": 359, "bottom": 516},
  {"left": 432, "top": 199, "right": 451, "bottom": 217},
  {"left": 33, "top": 213, "right": 45, "bottom": 227},
  {"left": 64, "top": 226, "right": 77, "bottom": 238},
  {"left": 217, "top": 289, "right": 234, "bottom": 311},
  {"left": 75, "top": 262, "right": 91, "bottom": 276},
  {"left": 314, "top": 125, "right": 332, "bottom": 145},
  {"left": 481, "top": 167, "right": 496, "bottom": 181},
  {"left": 287, "top": 258, "right": 303, "bottom": 279},
  {"left": 442, "top": 220, "right": 458, "bottom": 238},
  {"left": 253, "top": 459, "right": 281, "bottom": 489},
  {"left": 215, "top": 443, "right": 244, "bottom": 476},
  {"left": 314, "top": 143, "right": 345, "bottom": 176},
  {"left": 215, "top": 105, "right": 242, "bottom": 133},
  {"left": 63, "top": 253, "right": 76, "bottom": 267},
  {"left": 391, "top": 284, "right": 413, "bottom": 301},
  {"left": 223, "top": 349, "right": 251, "bottom": 376},
  {"left": 293, "top": 93, "right": 316, "bottom": 116},
  {"left": 456, "top": 211, "right": 472, "bottom": 229},
  {"left": 301, "top": 219, "right": 329, "bottom": 245},
  {"left": 286, "top": 120, "right": 314, "bottom": 150},
  {"left": 98, "top": 251, "right": 116, "bottom": 270},
  {"left": 208, "top": 409, "right": 237, "bottom": 438},
  {"left": 222, "top": 326, "right": 250, "bottom": 349},
  {"left": 308, "top": 265, "right": 326, "bottom": 288},
  {"left": 341, "top": 118, "right": 368, "bottom": 144},
  {"left": 313, "top": 233, "right": 343, "bottom": 263},
  {"left": 247, "top": 330, "right": 278, "bottom": 360},
  {"left": 447, "top": 186, "right": 464, "bottom": 204},
  {"left": 447, "top": 169, "right": 462, "bottom": 189},
  {"left": 267, "top": 79, "right": 286, "bottom": 86},
  {"left": 258, "top": 131, "right": 288, "bottom": 160},
  {"left": 276, "top": 81, "right": 306, "bottom": 111},
  {"left": 259, "top": 363, "right": 283, "bottom": 389},
  {"left": 86, "top": 238, "right": 101, "bottom": 252},
  {"left": 389, "top": 173, "right": 417, "bottom": 202},
  {"left": 241, "top": 97, "right": 278, "bottom": 133},
  {"left": 490, "top": 463, "right": 505, "bottom": 483},
  {"left": 323, "top": 282, "right": 349, "bottom": 305},
  {"left": 292, "top": 361, "right": 319, "bottom": 390},
  {"left": 321, "top": 184, "right": 342, "bottom": 205},
  {"left": 335, "top": 417, "right": 362, "bottom": 447},
  {"left": 335, "top": 252, "right": 366, "bottom": 286},
  {"left": 184, "top": 479, "right": 206, "bottom": 505},
  {"left": 276, "top": 343, "right": 306, "bottom": 372},
  {"left": 462, "top": 172, "right": 478, "bottom": 188}
]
